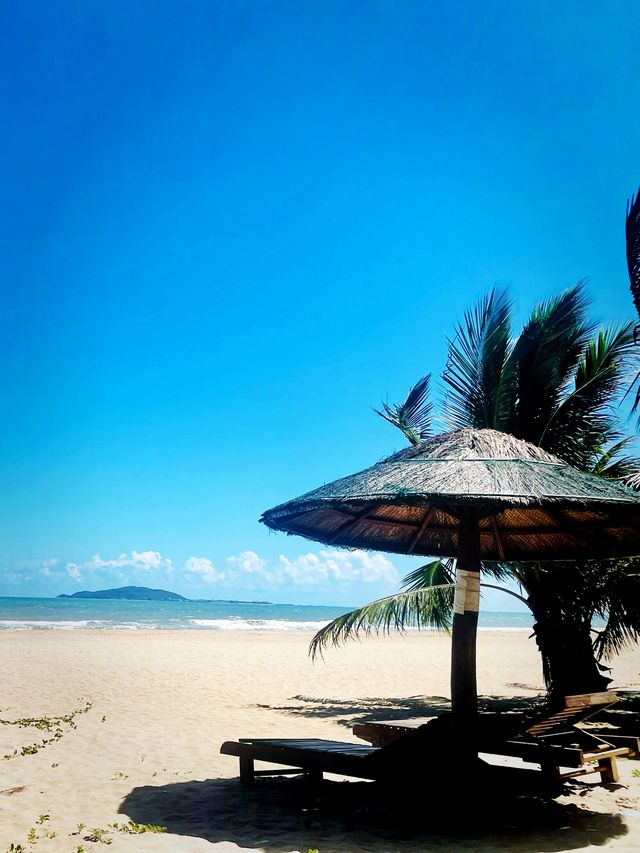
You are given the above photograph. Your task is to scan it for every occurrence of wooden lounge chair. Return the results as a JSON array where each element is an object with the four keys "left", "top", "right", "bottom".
[
  {"left": 220, "top": 737, "right": 380, "bottom": 786},
  {"left": 221, "top": 712, "right": 498, "bottom": 788},
  {"left": 220, "top": 716, "right": 560, "bottom": 792},
  {"left": 485, "top": 692, "right": 638, "bottom": 783},
  {"left": 221, "top": 693, "right": 637, "bottom": 788},
  {"left": 352, "top": 692, "right": 638, "bottom": 784}
]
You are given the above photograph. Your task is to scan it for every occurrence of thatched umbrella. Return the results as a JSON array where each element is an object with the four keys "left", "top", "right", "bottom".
[{"left": 261, "top": 428, "right": 640, "bottom": 721}]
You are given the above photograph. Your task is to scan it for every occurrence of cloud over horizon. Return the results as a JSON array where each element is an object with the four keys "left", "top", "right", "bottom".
[
  {"left": 63, "top": 550, "right": 174, "bottom": 583},
  {"left": 31, "top": 547, "right": 399, "bottom": 592},
  {"left": 183, "top": 549, "right": 397, "bottom": 588}
]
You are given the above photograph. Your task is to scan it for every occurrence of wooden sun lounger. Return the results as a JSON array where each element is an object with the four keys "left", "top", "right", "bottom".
[
  {"left": 220, "top": 723, "right": 571, "bottom": 793},
  {"left": 220, "top": 737, "right": 380, "bottom": 785},
  {"left": 353, "top": 692, "right": 637, "bottom": 784},
  {"left": 219, "top": 734, "right": 556, "bottom": 791},
  {"left": 486, "top": 692, "right": 636, "bottom": 783},
  {"left": 221, "top": 693, "right": 636, "bottom": 788}
]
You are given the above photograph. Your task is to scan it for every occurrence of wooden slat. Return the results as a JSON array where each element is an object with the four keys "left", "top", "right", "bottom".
[
  {"left": 491, "top": 515, "right": 506, "bottom": 560},
  {"left": 564, "top": 692, "right": 617, "bottom": 708},
  {"left": 585, "top": 734, "right": 640, "bottom": 755},
  {"left": 221, "top": 739, "right": 380, "bottom": 780},
  {"left": 582, "top": 747, "right": 630, "bottom": 761},
  {"left": 407, "top": 509, "right": 436, "bottom": 554},
  {"left": 481, "top": 740, "right": 585, "bottom": 768},
  {"left": 324, "top": 506, "right": 377, "bottom": 544}
]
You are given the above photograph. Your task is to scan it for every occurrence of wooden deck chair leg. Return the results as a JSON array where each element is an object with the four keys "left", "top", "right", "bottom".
[
  {"left": 598, "top": 756, "right": 618, "bottom": 784},
  {"left": 540, "top": 761, "right": 561, "bottom": 784},
  {"left": 239, "top": 755, "right": 255, "bottom": 786}
]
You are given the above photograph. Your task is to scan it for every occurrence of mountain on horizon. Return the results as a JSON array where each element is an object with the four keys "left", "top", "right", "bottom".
[{"left": 57, "top": 585, "right": 187, "bottom": 601}]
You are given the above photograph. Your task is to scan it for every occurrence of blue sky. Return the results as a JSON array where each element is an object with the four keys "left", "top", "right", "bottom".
[{"left": 1, "top": 1, "right": 639, "bottom": 606}]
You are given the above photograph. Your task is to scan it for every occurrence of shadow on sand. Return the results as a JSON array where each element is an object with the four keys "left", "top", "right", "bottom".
[
  {"left": 254, "top": 693, "right": 545, "bottom": 733},
  {"left": 120, "top": 692, "right": 639, "bottom": 851},
  {"left": 255, "top": 689, "right": 640, "bottom": 730},
  {"left": 120, "top": 774, "right": 629, "bottom": 853}
]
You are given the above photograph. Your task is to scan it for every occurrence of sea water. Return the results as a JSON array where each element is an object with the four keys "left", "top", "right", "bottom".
[{"left": 0, "top": 596, "right": 535, "bottom": 631}]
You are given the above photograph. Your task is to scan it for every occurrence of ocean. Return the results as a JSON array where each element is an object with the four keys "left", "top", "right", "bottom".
[{"left": 0, "top": 596, "right": 535, "bottom": 631}]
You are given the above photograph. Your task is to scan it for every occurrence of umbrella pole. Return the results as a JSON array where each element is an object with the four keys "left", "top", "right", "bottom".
[{"left": 450, "top": 513, "right": 481, "bottom": 726}]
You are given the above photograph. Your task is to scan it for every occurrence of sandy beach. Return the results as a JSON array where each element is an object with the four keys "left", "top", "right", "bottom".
[{"left": 1, "top": 629, "right": 639, "bottom": 852}]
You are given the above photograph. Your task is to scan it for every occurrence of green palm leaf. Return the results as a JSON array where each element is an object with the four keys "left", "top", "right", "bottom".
[
  {"left": 539, "top": 323, "right": 636, "bottom": 467},
  {"left": 374, "top": 374, "right": 433, "bottom": 446},
  {"left": 443, "top": 288, "right": 514, "bottom": 430},
  {"left": 591, "top": 563, "right": 640, "bottom": 659},
  {"left": 623, "top": 186, "right": 640, "bottom": 414},
  {"left": 626, "top": 186, "right": 640, "bottom": 320},
  {"left": 401, "top": 558, "right": 456, "bottom": 591},
  {"left": 309, "top": 583, "right": 455, "bottom": 659},
  {"left": 508, "top": 283, "right": 594, "bottom": 448},
  {"left": 309, "top": 559, "right": 526, "bottom": 659},
  {"left": 592, "top": 437, "right": 640, "bottom": 488}
]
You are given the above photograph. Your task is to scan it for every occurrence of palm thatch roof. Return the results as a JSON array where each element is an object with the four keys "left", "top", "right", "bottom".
[{"left": 261, "top": 429, "right": 640, "bottom": 561}]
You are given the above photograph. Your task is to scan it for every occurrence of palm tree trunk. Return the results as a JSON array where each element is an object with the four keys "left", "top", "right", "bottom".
[
  {"left": 528, "top": 598, "right": 611, "bottom": 707},
  {"left": 451, "top": 512, "right": 481, "bottom": 722}
]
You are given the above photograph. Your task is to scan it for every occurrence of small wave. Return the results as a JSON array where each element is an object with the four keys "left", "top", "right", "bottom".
[
  {"left": 0, "top": 619, "right": 110, "bottom": 630},
  {"left": 189, "top": 618, "right": 331, "bottom": 631}
]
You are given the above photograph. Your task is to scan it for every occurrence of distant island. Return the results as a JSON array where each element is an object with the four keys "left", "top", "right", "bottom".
[
  {"left": 56, "top": 585, "right": 273, "bottom": 604},
  {"left": 57, "top": 585, "right": 186, "bottom": 601}
]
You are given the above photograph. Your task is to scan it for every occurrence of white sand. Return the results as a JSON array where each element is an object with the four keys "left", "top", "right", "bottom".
[{"left": 0, "top": 629, "right": 639, "bottom": 852}]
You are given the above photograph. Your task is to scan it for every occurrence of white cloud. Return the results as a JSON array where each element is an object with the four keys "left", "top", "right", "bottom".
[
  {"left": 184, "top": 548, "right": 398, "bottom": 589},
  {"left": 66, "top": 563, "right": 82, "bottom": 582},
  {"left": 28, "top": 547, "right": 398, "bottom": 594},
  {"left": 277, "top": 550, "right": 398, "bottom": 586},
  {"left": 226, "top": 550, "right": 267, "bottom": 576},
  {"left": 62, "top": 550, "right": 174, "bottom": 584},
  {"left": 41, "top": 558, "right": 60, "bottom": 577},
  {"left": 184, "top": 556, "right": 224, "bottom": 583},
  {"left": 84, "top": 551, "right": 173, "bottom": 574}
]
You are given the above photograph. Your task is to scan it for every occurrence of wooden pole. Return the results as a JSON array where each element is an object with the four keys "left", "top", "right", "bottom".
[{"left": 450, "top": 512, "right": 481, "bottom": 724}]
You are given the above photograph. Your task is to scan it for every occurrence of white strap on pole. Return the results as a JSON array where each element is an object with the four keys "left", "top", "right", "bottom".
[{"left": 454, "top": 569, "right": 480, "bottom": 614}]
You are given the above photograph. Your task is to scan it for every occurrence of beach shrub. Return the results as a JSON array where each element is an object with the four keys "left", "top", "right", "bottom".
[
  {"left": 84, "top": 827, "right": 112, "bottom": 844},
  {"left": 1, "top": 701, "right": 93, "bottom": 760},
  {"left": 110, "top": 820, "right": 167, "bottom": 834}
]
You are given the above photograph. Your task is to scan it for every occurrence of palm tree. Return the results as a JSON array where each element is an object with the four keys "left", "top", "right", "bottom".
[{"left": 312, "top": 284, "right": 640, "bottom": 703}]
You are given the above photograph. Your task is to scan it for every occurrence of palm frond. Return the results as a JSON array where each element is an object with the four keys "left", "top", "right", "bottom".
[
  {"left": 592, "top": 564, "right": 640, "bottom": 659},
  {"left": 309, "top": 585, "right": 454, "bottom": 659},
  {"left": 626, "top": 186, "right": 640, "bottom": 320},
  {"left": 400, "top": 558, "right": 456, "bottom": 591},
  {"left": 481, "top": 560, "right": 521, "bottom": 584},
  {"left": 625, "top": 187, "right": 640, "bottom": 413},
  {"left": 509, "top": 282, "right": 595, "bottom": 448},
  {"left": 539, "top": 323, "right": 636, "bottom": 467},
  {"left": 592, "top": 436, "right": 640, "bottom": 488},
  {"left": 443, "top": 288, "right": 514, "bottom": 430},
  {"left": 374, "top": 374, "right": 433, "bottom": 446},
  {"left": 627, "top": 368, "right": 640, "bottom": 415},
  {"left": 620, "top": 464, "right": 640, "bottom": 490}
]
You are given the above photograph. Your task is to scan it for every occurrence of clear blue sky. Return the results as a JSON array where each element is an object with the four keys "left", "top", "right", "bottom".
[{"left": 1, "top": 1, "right": 639, "bottom": 606}]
